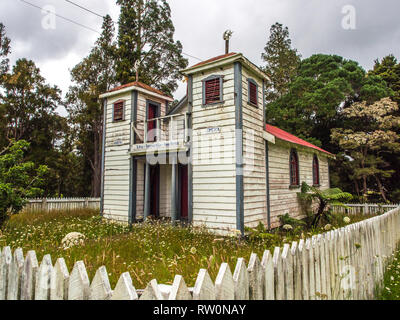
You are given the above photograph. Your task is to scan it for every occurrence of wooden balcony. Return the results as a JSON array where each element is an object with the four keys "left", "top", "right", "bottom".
[{"left": 130, "top": 112, "right": 190, "bottom": 155}]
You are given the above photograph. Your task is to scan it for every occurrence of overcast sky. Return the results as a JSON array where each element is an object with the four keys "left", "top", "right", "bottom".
[{"left": 1, "top": 0, "right": 400, "bottom": 116}]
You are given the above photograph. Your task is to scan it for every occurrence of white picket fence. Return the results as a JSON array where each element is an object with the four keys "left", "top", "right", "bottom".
[
  {"left": 22, "top": 198, "right": 100, "bottom": 212},
  {"left": 0, "top": 207, "right": 399, "bottom": 300},
  {"left": 332, "top": 203, "right": 400, "bottom": 216}
]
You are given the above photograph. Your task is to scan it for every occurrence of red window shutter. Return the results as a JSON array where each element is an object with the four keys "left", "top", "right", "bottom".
[
  {"left": 249, "top": 81, "right": 257, "bottom": 105},
  {"left": 205, "top": 78, "right": 221, "bottom": 104},
  {"left": 113, "top": 102, "right": 124, "bottom": 121}
]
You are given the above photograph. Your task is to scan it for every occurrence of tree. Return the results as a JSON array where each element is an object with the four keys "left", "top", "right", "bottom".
[
  {"left": 0, "top": 22, "right": 11, "bottom": 79},
  {"left": 331, "top": 97, "right": 400, "bottom": 202},
  {"left": 116, "top": 0, "right": 188, "bottom": 95},
  {"left": 0, "top": 140, "right": 48, "bottom": 228},
  {"left": 298, "top": 182, "right": 352, "bottom": 227},
  {"left": 267, "top": 54, "right": 392, "bottom": 149},
  {"left": 67, "top": 15, "right": 118, "bottom": 197},
  {"left": 262, "top": 22, "right": 301, "bottom": 103}
]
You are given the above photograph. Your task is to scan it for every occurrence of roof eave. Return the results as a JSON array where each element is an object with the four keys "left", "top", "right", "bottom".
[{"left": 99, "top": 85, "right": 174, "bottom": 102}]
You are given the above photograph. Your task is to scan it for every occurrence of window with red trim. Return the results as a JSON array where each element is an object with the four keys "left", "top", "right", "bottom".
[
  {"left": 290, "top": 150, "right": 299, "bottom": 186},
  {"left": 204, "top": 77, "right": 222, "bottom": 105},
  {"left": 113, "top": 101, "right": 124, "bottom": 122},
  {"left": 313, "top": 155, "right": 320, "bottom": 186},
  {"left": 248, "top": 80, "right": 258, "bottom": 106}
]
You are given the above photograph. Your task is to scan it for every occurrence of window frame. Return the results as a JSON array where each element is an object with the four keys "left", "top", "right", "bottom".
[
  {"left": 289, "top": 149, "right": 300, "bottom": 188},
  {"left": 202, "top": 75, "right": 224, "bottom": 106},
  {"left": 313, "top": 155, "right": 320, "bottom": 187},
  {"left": 112, "top": 99, "right": 125, "bottom": 122},
  {"left": 247, "top": 78, "right": 258, "bottom": 107}
]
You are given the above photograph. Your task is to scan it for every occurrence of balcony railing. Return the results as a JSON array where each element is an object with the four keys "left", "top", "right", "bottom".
[{"left": 131, "top": 112, "right": 190, "bottom": 153}]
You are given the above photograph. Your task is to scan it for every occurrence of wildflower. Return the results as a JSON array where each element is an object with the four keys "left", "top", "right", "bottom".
[
  {"left": 343, "top": 217, "right": 351, "bottom": 224},
  {"left": 282, "top": 224, "right": 293, "bottom": 231},
  {"left": 190, "top": 247, "right": 197, "bottom": 255},
  {"left": 324, "top": 224, "right": 332, "bottom": 231}
]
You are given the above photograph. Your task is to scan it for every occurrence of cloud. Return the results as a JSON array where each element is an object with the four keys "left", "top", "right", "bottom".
[{"left": 1, "top": 0, "right": 399, "bottom": 113}]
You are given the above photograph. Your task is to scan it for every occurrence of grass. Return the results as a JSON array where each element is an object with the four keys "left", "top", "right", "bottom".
[
  {"left": 377, "top": 249, "right": 400, "bottom": 300},
  {"left": 0, "top": 208, "right": 377, "bottom": 289}
]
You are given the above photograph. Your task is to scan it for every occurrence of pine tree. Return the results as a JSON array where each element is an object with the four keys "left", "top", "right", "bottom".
[
  {"left": 262, "top": 22, "right": 301, "bottom": 103},
  {"left": 67, "top": 15, "right": 118, "bottom": 197},
  {"left": 0, "top": 22, "right": 11, "bottom": 79},
  {"left": 116, "top": 0, "right": 188, "bottom": 95}
]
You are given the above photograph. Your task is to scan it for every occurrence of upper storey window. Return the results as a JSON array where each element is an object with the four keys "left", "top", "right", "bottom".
[
  {"left": 113, "top": 100, "right": 125, "bottom": 122},
  {"left": 247, "top": 78, "right": 258, "bottom": 106},
  {"left": 202, "top": 75, "right": 223, "bottom": 105}
]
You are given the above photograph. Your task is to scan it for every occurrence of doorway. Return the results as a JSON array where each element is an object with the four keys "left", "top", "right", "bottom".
[{"left": 149, "top": 164, "right": 160, "bottom": 217}]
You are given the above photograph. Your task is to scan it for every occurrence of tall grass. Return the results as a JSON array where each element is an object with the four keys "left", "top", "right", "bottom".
[{"left": 0, "top": 208, "right": 376, "bottom": 289}]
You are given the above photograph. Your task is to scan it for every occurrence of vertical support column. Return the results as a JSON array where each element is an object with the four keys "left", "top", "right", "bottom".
[
  {"left": 187, "top": 75, "right": 194, "bottom": 224},
  {"left": 234, "top": 61, "right": 244, "bottom": 235},
  {"left": 100, "top": 99, "right": 107, "bottom": 216},
  {"left": 144, "top": 162, "right": 151, "bottom": 221},
  {"left": 171, "top": 155, "right": 178, "bottom": 224}
]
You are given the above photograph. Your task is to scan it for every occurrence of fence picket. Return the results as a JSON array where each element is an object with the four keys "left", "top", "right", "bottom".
[
  {"left": 50, "top": 258, "right": 69, "bottom": 300},
  {"left": 193, "top": 269, "right": 215, "bottom": 300},
  {"left": 21, "top": 250, "right": 38, "bottom": 300},
  {"left": 68, "top": 261, "right": 90, "bottom": 300},
  {"left": 273, "top": 247, "right": 284, "bottom": 300},
  {"left": 261, "top": 250, "right": 274, "bottom": 300},
  {"left": 215, "top": 263, "right": 234, "bottom": 300},
  {"left": 291, "top": 242, "right": 302, "bottom": 300},
  {"left": 89, "top": 266, "right": 112, "bottom": 300},
  {"left": 169, "top": 275, "right": 192, "bottom": 300},
  {"left": 7, "top": 248, "right": 24, "bottom": 300},
  {"left": 232, "top": 258, "right": 249, "bottom": 300},
  {"left": 35, "top": 254, "right": 53, "bottom": 300},
  {"left": 305, "top": 239, "right": 315, "bottom": 300},
  {"left": 298, "top": 239, "right": 309, "bottom": 300},
  {"left": 140, "top": 279, "right": 164, "bottom": 300},
  {"left": 282, "top": 244, "right": 294, "bottom": 300},
  {"left": 111, "top": 272, "right": 138, "bottom": 300},
  {"left": 247, "top": 253, "right": 263, "bottom": 300},
  {"left": 0, "top": 246, "right": 12, "bottom": 300}
]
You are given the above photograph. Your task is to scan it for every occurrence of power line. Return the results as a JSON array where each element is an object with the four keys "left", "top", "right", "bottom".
[
  {"left": 64, "top": 0, "right": 104, "bottom": 19},
  {"left": 63, "top": 0, "right": 203, "bottom": 61},
  {"left": 19, "top": 0, "right": 100, "bottom": 34}
]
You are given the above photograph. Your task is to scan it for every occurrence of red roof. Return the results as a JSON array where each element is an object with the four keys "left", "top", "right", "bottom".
[
  {"left": 107, "top": 81, "right": 172, "bottom": 98},
  {"left": 266, "top": 124, "right": 333, "bottom": 155},
  {"left": 190, "top": 52, "right": 238, "bottom": 69}
]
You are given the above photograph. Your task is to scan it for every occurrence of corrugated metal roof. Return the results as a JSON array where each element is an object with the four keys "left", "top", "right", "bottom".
[
  {"left": 266, "top": 124, "right": 333, "bottom": 155},
  {"left": 189, "top": 52, "right": 238, "bottom": 69}
]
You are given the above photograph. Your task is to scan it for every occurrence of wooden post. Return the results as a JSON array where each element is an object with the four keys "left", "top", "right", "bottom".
[
  {"left": 144, "top": 162, "right": 151, "bottom": 221},
  {"left": 171, "top": 156, "right": 178, "bottom": 224}
]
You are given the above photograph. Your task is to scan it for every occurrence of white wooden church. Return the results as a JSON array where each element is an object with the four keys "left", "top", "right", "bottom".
[{"left": 99, "top": 51, "right": 333, "bottom": 234}]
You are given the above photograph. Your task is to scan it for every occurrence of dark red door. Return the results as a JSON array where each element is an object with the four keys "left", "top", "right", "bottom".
[
  {"left": 150, "top": 165, "right": 159, "bottom": 217},
  {"left": 147, "top": 103, "right": 158, "bottom": 142},
  {"left": 179, "top": 165, "right": 188, "bottom": 219}
]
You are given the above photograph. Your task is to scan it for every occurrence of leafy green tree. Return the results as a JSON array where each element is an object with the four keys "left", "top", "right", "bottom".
[
  {"left": 0, "top": 58, "right": 66, "bottom": 195},
  {"left": 0, "top": 140, "right": 48, "bottom": 228},
  {"left": 267, "top": 54, "right": 392, "bottom": 149},
  {"left": 331, "top": 97, "right": 400, "bottom": 202},
  {"left": 262, "top": 22, "right": 301, "bottom": 103},
  {"left": 67, "top": 15, "right": 118, "bottom": 197},
  {"left": 298, "top": 182, "right": 352, "bottom": 227},
  {"left": 116, "top": 0, "right": 188, "bottom": 95},
  {"left": 0, "top": 22, "right": 11, "bottom": 78}
]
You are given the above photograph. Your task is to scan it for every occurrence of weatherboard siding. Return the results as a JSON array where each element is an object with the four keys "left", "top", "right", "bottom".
[
  {"left": 241, "top": 66, "right": 267, "bottom": 228},
  {"left": 191, "top": 64, "right": 237, "bottom": 233},
  {"left": 268, "top": 140, "right": 330, "bottom": 228},
  {"left": 103, "top": 92, "right": 132, "bottom": 222}
]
